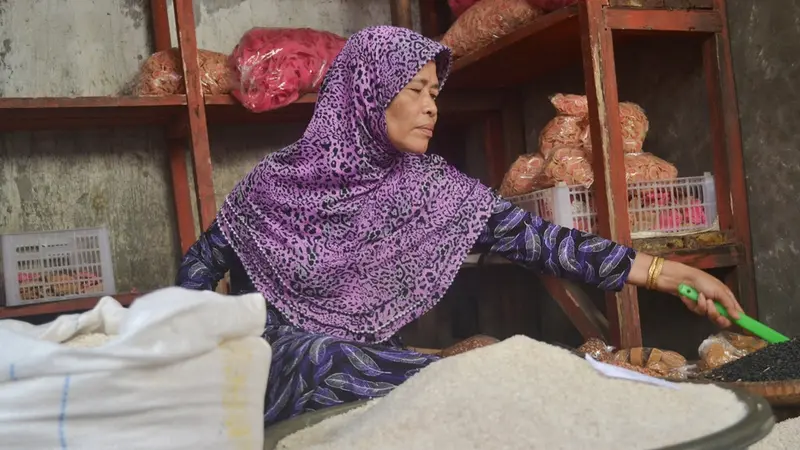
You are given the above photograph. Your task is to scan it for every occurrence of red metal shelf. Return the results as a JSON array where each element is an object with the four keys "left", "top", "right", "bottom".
[{"left": 0, "top": 96, "right": 187, "bottom": 132}]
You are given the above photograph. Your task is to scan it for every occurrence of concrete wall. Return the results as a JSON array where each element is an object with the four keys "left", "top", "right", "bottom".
[{"left": 0, "top": 0, "right": 408, "bottom": 296}]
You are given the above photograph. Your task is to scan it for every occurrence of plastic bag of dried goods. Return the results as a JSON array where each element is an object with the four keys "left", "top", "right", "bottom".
[
  {"left": 540, "top": 115, "right": 589, "bottom": 159},
  {"left": 230, "top": 27, "right": 346, "bottom": 113},
  {"left": 698, "top": 333, "right": 750, "bottom": 371},
  {"left": 611, "top": 347, "right": 692, "bottom": 380},
  {"left": 441, "top": 0, "right": 543, "bottom": 58},
  {"left": 133, "top": 48, "right": 235, "bottom": 96},
  {"left": 498, "top": 152, "right": 545, "bottom": 197},
  {"left": 536, "top": 146, "right": 594, "bottom": 188},
  {"left": 582, "top": 101, "right": 650, "bottom": 154},
  {"left": 526, "top": 0, "right": 578, "bottom": 11},
  {"left": 578, "top": 338, "right": 615, "bottom": 362},
  {"left": 0, "top": 288, "right": 271, "bottom": 450},
  {"left": 624, "top": 153, "right": 678, "bottom": 183}
]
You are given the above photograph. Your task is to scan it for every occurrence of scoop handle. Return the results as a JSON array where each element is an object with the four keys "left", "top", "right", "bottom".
[{"left": 677, "top": 284, "right": 790, "bottom": 344}]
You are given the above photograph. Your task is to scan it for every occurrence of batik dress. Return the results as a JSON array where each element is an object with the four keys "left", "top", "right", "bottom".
[{"left": 176, "top": 197, "right": 636, "bottom": 425}]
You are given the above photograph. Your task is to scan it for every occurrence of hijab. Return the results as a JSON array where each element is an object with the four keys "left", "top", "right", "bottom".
[{"left": 217, "top": 25, "right": 495, "bottom": 343}]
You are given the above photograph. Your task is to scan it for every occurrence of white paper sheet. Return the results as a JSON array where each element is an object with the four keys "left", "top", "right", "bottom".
[{"left": 585, "top": 354, "right": 680, "bottom": 390}]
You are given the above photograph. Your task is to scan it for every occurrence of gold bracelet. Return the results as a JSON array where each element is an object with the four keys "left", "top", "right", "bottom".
[{"left": 646, "top": 257, "right": 665, "bottom": 290}]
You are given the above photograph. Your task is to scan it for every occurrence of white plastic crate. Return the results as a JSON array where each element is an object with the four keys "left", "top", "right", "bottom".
[
  {"left": 1, "top": 227, "right": 116, "bottom": 306},
  {"left": 509, "top": 173, "right": 719, "bottom": 239}
]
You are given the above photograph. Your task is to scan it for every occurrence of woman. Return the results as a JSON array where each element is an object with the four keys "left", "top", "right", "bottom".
[{"left": 177, "top": 25, "right": 742, "bottom": 425}]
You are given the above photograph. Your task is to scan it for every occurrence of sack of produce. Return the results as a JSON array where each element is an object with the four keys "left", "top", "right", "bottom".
[
  {"left": 441, "top": 0, "right": 542, "bottom": 58},
  {"left": 230, "top": 27, "right": 346, "bottom": 113},
  {"left": 498, "top": 152, "right": 545, "bottom": 197},
  {"left": 0, "top": 288, "right": 271, "bottom": 450},
  {"left": 133, "top": 48, "right": 235, "bottom": 96},
  {"left": 536, "top": 146, "right": 594, "bottom": 188}
]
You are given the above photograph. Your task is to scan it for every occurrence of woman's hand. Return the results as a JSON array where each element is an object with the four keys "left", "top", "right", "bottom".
[{"left": 629, "top": 254, "right": 744, "bottom": 327}]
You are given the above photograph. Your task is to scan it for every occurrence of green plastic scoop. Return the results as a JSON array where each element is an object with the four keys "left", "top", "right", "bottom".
[{"left": 678, "top": 284, "right": 790, "bottom": 344}]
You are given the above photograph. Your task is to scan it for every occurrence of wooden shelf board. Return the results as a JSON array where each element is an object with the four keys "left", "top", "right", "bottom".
[
  {"left": 0, "top": 96, "right": 187, "bottom": 132},
  {"left": 0, "top": 292, "right": 141, "bottom": 319},
  {"left": 446, "top": 6, "right": 720, "bottom": 90},
  {"left": 204, "top": 93, "right": 319, "bottom": 125}
]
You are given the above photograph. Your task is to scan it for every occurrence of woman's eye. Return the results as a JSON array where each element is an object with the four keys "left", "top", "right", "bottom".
[{"left": 430, "top": 93, "right": 438, "bottom": 101}]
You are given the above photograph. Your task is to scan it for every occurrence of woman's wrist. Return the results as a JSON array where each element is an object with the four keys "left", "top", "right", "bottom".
[{"left": 628, "top": 254, "right": 695, "bottom": 295}]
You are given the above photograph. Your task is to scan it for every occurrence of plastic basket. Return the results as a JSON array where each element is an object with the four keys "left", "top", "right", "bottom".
[
  {"left": 1, "top": 227, "right": 116, "bottom": 306},
  {"left": 509, "top": 173, "right": 719, "bottom": 239}
]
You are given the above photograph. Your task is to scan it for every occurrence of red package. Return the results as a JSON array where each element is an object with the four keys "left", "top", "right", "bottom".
[{"left": 229, "top": 27, "right": 346, "bottom": 113}]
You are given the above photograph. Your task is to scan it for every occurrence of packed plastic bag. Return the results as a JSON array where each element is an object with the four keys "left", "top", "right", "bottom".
[
  {"left": 527, "top": 0, "right": 578, "bottom": 11},
  {"left": 537, "top": 146, "right": 594, "bottom": 188},
  {"left": 0, "top": 288, "right": 271, "bottom": 450},
  {"left": 580, "top": 101, "right": 649, "bottom": 154},
  {"left": 624, "top": 152, "right": 678, "bottom": 183},
  {"left": 441, "top": 0, "right": 542, "bottom": 58},
  {"left": 133, "top": 48, "right": 235, "bottom": 96},
  {"left": 498, "top": 152, "right": 545, "bottom": 197},
  {"left": 578, "top": 339, "right": 694, "bottom": 380},
  {"left": 698, "top": 331, "right": 767, "bottom": 371},
  {"left": 230, "top": 27, "right": 346, "bottom": 113}
]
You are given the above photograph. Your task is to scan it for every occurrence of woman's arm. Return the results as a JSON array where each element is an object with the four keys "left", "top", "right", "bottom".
[
  {"left": 175, "top": 220, "right": 235, "bottom": 291},
  {"left": 627, "top": 253, "right": 742, "bottom": 327},
  {"left": 474, "top": 197, "right": 635, "bottom": 291},
  {"left": 477, "top": 196, "right": 744, "bottom": 327}
]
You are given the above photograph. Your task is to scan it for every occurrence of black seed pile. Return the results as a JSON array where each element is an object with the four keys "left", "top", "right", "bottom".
[{"left": 707, "top": 338, "right": 800, "bottom": 382}]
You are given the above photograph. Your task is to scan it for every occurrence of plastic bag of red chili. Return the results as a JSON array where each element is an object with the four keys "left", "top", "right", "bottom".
[{"left": 229, "top": 27, "right": 346, "bottom": 113}]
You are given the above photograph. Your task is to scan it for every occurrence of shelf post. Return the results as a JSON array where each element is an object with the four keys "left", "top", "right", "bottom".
[
  {"left": 173, "top": 0, "right": 218, "bottom": 232},
  {"left": 703, "top": 0, "right": 757, "bottom": 317},
  {"left": 150, "top": 0, "right": 197, "bottom": 254},
  {"left": 578, "top": 0, "right": 642, "bottom": 348}
]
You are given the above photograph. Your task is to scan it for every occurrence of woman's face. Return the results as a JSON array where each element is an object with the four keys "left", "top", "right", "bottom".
[{"left": 385, "top": 61, "right": 440, "bottom": 155}]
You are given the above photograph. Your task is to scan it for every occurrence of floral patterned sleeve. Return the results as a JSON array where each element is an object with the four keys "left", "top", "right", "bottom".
[
  {"left": 175, "top": 220, "right": 234, "bottom": 291},
  {"left": 473, "top": 196, "right": 637, "bottom": 291}
]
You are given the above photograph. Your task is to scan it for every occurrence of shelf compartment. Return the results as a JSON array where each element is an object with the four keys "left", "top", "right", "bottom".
[
  {"left": 446, "top": 6, "right": 722, "bottom": 90},
  {"left": 0, "top": 96, "right": 187, "bottom": 132}
]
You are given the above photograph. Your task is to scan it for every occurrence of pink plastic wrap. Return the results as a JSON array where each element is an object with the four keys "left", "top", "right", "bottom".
[
  {"left": 537, "top": 146, "right": 594, "bottom": 188},
  {"left": 441, "top": 0, "right": 543, "bottom": 58},
  {"left": 229, "top": 27, "right": 347, "bottom": 113},
  {"left": 499, "top": 153, "right": 545, "bottom": 197},
  {"left": 133, "top": 48, "right": 234, "bottom": 96}
]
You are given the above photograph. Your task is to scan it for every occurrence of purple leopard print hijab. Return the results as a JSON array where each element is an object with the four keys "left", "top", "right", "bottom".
[{"left": 217, "top": 26, "right": 495, "bottom": 343}]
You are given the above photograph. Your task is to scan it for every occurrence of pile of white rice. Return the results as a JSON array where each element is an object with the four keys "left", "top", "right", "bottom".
[
  {"left": 753, "top": 416, "right": 800, "bottom": 449},
  {"left": 278, "top": 335, "right": 747, "bottom": 450}
]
